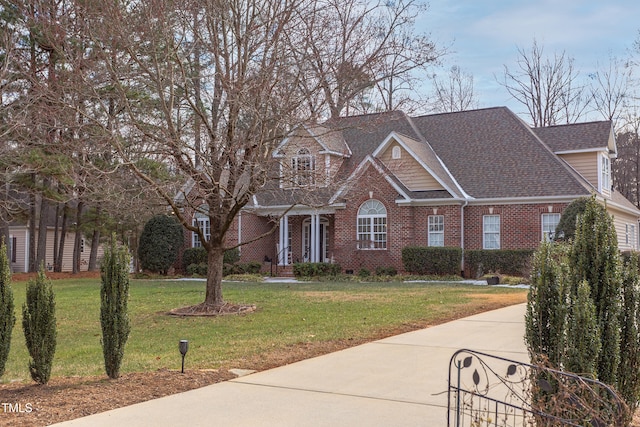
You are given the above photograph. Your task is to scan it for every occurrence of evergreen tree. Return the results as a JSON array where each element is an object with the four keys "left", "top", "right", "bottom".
[
  {"left": 564, "top": 280, "right": 600, "bottom": 377},
  {"left": 100, "top": 236, "right": 131, "bottom": 379},
  {"left": 554, "top": 197, "right": 588, "bottom": 241},
  {"left": 138, "top": 215, "right": 183, "bottom": 275},
  {"left": 525, "top": 241, "right": 568, "bottom": 366},
  {"left": 617, "top": 253, "right": 640, "bottom": 415},
  {"left": 568, "top": 197, "right": 621, "bottom": 385},
  {"left": 22, "top": 267, "right": 57, "bottom": 384},
  {"left": 0, "top": 239, "right": 15, "bottom": 377}
]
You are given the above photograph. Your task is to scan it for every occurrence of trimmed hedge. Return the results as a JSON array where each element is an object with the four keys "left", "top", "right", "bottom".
[
  {"left": 293, "top": 262, "right": 341, "bottom": 278},
  {"left": 182, "top": 248, "right": 207, "bottom": 271},
  {"left": 375, "top": 266, "right": 397, "bottom": 276},
  {"left": 182, "top": 247, "right": 241, "bottom": 272},
  {"left": 402, "top": 246, "right": 462, "bottom": 275},
  {"left": 224, "top": 262, "right": 261, "bottom": 276},
  {"left": 465, "top": 249, "right": 533, "bottom": 277},
  {"left": 186, "top": 261, "right": 262, "bottom": 277}
]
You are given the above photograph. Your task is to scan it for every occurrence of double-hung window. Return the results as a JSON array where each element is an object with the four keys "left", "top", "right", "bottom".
[
  {"left": 626, "top": 224, "right": 637, "bottom": 249},
  {"left": 541, "top": 213, "right": 561, "bottom": 241},
  {"left": 428, "top": 215, "right": 444, "bottom": 247},
  {"left": 192, "top": 206, "right": 210, "bottom": 248},
  {"left": 483, "top": 215, "right": 500, "bottom": 250},
  {"left": 292, "top": 148, "right": 315, "bottom": 186},
  {"left": 601, "top": 155, "right": 611, "bottom": 193},
  {"left": 357, "top": 200, "right": 387, "bottom": 249}
]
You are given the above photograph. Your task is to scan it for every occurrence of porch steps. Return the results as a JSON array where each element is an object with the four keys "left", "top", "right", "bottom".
[{"left": 273, "top": 266, "right": 295, "bottom": 278}]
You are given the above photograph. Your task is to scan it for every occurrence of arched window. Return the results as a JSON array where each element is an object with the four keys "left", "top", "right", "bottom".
[
  {"left": 357, "top": 200, "right": 387, "bottom": 249},
  {"left": 292, "top": 148, "right": 315, "bottom": 186},
  {"left": 192, "top": 205, "right": 210, "bottom": 248},
  {"left": 392, "top": 146, "right": 401, "bottom": 159}
]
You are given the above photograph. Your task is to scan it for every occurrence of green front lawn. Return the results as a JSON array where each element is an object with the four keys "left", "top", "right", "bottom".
[{"left": 2, "top": 278, "right": 526, "bottom": 382}]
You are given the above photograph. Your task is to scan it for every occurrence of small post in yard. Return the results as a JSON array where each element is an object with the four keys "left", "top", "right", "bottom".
[{"left": 179, "top": 340, "right": 189, "bottom": 373}]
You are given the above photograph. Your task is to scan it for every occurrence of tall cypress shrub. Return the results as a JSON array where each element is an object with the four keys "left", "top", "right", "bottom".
[
  {"left": 617, "top": 253, "right": 640, "bottom": 415},
  {"left": 525, "top": 241, "right": 568, "bottom": 367},
  {"left": 22, "top": 267, "right": 57, "bottom": 384},
  {"left": 568, "top": 196, "right": 621, "bottom": 386},
  {"left": 101, "top": 237, "right": 131, "bottom": 379},
  {"left": 564, "top": 280, "right": 600, "bottom": 377},
  {"left": 0, "top": 239, "right": 15, "bottom": 377}
]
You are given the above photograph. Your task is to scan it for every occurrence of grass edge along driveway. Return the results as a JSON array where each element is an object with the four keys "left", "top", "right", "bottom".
[{"left": 2, "top": 278, "right": 527, "bottom": 383}]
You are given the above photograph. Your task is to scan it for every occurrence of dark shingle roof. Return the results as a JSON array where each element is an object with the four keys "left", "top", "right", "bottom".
[
  {"left": 324, "top": 111, "right": 421, "bottom": 178},
  {"left": 254, "top": 107, "right": 622, "bottom": 207},
  {"left": 411, "top": 107, "right": 591, "bottom": 199},
  {"left": 533, "top": 121, "right": 612, "bottom": 152}
]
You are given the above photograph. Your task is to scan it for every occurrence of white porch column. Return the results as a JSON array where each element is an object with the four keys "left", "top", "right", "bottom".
[
  {"left": 284, "top": 215, "right": 289, "bottom": 264},
  {"left": 310, "top": 214, "right": 317, "bottom": 263},
  {"left": 278, "top": 216, "right": 286, "bottom": 265}
]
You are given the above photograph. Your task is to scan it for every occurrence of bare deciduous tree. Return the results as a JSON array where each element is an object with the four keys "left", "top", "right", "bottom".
[
  {"left": 500, "top": 39, "right": 589, "bottom": 127},
  {"left": 589, "top": 56, "right": 634, "bottom": 128},
  {"left": 78, "top": 0, "right": 315, "bottom": 312},
  {"left": 75, "top": 0, "right": 442, "bottom": 313},
  {"left": 293, "top": 0, "right": 442, "bottom": 119},
  {"left": 430, "top": 65, "right": 478, "bottom": 113}
]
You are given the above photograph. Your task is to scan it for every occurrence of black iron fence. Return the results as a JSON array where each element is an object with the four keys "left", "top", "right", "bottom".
[{"left": 447, "top": 349, "right": 627, "bottom": 426}]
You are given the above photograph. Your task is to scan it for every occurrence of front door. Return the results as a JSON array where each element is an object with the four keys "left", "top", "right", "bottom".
[{"left": 303, "top": 217, "right": 329, "bottom": 262}]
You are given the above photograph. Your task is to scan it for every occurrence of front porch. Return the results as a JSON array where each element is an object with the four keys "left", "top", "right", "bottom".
[{"left": 275, "top": 212, "right": 336, "bottom": 267}]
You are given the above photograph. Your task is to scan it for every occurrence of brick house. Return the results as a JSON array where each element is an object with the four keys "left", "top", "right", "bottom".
[{"left": 180, "top": 107, "right": 640, "bottom": 275}]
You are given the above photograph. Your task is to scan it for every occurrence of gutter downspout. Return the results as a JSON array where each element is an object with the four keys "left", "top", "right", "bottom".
[{"left": 460, "top": 199, "right": 469, "bottom": 277}]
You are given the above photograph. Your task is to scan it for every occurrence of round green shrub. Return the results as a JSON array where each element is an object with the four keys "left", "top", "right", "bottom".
[{"left": 138, "top": 215, "right": 184, "bottom": 275}]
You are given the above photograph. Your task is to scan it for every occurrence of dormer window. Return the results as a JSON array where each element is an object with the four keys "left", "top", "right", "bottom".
[
  {"left": 601, "top": 154, "right": 610, "bottom": 194},
  {"left": 392, "top": 146, "right": 401, "bottom": 159},
  {"left": 292, "top": 148, "right": 315, "bottom": 186}
]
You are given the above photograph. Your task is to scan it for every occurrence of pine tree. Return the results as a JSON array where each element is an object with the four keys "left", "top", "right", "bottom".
[
  {"left": 101, "top": 236, "right": 131, "bottom": 379},
  {"left": 22, "top": 267, "right": 57, "bottom": 384},
  {"left": 0, "top": 239, "right": 15, "bottom": 377}
]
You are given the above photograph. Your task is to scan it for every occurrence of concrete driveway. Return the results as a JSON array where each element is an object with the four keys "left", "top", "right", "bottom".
[{"left": 52, "top": 303, "right": 528, "bottom": 427}]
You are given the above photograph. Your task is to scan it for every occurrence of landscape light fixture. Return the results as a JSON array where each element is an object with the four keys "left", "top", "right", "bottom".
[{"left": 179, "top": 340, "right": 189, "bottom": 374}]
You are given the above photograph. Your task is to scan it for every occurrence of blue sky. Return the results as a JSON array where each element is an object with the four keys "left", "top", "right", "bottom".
[{"left": 419, "top": 0, "right": 640, "bottom": 115}]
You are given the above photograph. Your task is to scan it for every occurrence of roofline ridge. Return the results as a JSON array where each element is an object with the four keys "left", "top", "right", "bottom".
[{"left": 410, "top": 106, "right": 508, "bottom": 120}]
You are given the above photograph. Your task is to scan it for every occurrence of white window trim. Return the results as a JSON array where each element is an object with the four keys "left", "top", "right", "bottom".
[
  {"left": 600, "top": 154, "right": 611, "bottom": 194},
  {"left": 541, "top": 213, "right": 561, "bottom": 242},
  {"left": 192, "top": 206, "right": 211, "bottom": 248},
  {"left": 483, "top": 215, "right": 500, "bottom": 250},
  {"left": 428, "top": 215, "right": 444, "bottom": 247},
  {"left": 626, "top": 223, "right": 637, "bottom": 249},
  {"left": 392, "top": 146, "right": 401, "bottom": 159},
  {"left": 292, "top": 148, "right": 315, "bottom": 187},
  {"left": 357, "top": 200, "right": 387, "bottom": 250}
]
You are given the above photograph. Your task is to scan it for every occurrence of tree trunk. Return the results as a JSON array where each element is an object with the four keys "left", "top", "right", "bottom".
[
  {"left": 36, "top": 177, "right": 52, "bottom": 270},
  {"left": 55, "top": 203, "right": 68, "bottom": 273},
  {"left": 204, "top": 244, "right": 225, "bottom": 307},
  {"left": 53, "top": 203, "right": 60, "bottom": 269},
  {"left": 36, "top": 188, "right": 49, "bottom": 270},
  {"left": 88, "top": 205, "right": 101, "bottom": 271},
  {"left": 88, "top": 227, "right": 100, "bottom": 271},
  {"left": 72, "top": 201, "right": 84, "bottom": 274},
  {"left": 28, "top": 187, "right": 36, "bottom": 273}
]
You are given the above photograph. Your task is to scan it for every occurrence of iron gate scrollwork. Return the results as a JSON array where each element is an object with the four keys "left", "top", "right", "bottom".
[{"left": 447, "top": 349, "right": 627, "bottom": 427}]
